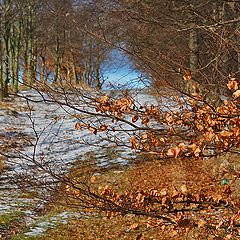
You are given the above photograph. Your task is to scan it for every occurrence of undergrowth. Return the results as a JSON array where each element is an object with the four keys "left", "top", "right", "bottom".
[{"left": 23, "top": 151, "right": 240, "bottom": 239}]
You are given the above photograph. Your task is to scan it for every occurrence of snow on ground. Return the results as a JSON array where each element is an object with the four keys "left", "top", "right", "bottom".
[
  {"left": 0, "top": 89, "right": 163, "bottom": 212},
  {"left": 0, "top": 88, "right": 180, "bottom": 236}
]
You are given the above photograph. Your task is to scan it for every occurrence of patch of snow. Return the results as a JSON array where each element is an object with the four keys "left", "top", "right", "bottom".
[
  {"left": 0, "top": 88, "right": 176, "bottom": 236},
  {"left": 24, "top": 211, "right": 80, "bottom": 237}
]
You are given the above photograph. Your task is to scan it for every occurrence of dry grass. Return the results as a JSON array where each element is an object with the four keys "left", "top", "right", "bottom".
[
  {"left": 35, "top": 151, "right": 240, "bottom": 239},
  {"left": 0, "top": 155, "right": 7, "bottom": 173},
  {"left": 37, "top": 214, "right": 219, "bottom": 240}
]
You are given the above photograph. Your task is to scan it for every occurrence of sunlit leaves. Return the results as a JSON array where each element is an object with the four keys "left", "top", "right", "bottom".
[
  {"left": 188, "top": 143, "right": 201, "bottom": 157},
  {"left": 75, "top": 122, "right": 86, "bottom": 130},
  {"left": 233, "top": 89, "right": 240, "bottom": 99},
  {"left": 96, "top": 95, "right": 133, "bottom": 118},
  {"left": 132, "top": 114, "right": 139, "bottom": 123},
  {"left": 227, "top": 78, "right": 239, "bottom": 91},
  {"left": 130, "top": 136, "right": 138, "bottom": 149},
  {"left": 227, "top": 76, "right": 240, "bottom": 99},
  {"left": 183, "top": 70, "right": 192, "bottom": 81},
  {"left": 75, "top": 122, "right": 98, "bottom": 134},
  {"left": 166, "top": 146, "right": 181, "bottom": 158},
  {"left": 86, "top": 82, "right": 240, "bottom": 158},
  {"left": 72, "top": 82, "right": 240, "bottom": 237}
]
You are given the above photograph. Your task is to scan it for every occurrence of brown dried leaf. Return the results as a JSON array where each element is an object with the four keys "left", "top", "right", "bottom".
[
  {"left": 132, "top": 114, "right": 139, "bottom": 123},
  {"left": 130, "top": 137, "right": 138, "bottom": 149},
  {"left": 136, "top": 192, "right": 145, "bottom": 203},
  {"left": 142, "top": 116, "right": 150, "bottom": 126},
  {"left": 75, "top": 122, "right": 87, "bottom": 130},
  {"left": 169, "top": 230, "right": 178, "bottom": 237},
  {"left": 88, "top": 126, "right": 97, "bottom": 135},
  {"left": 225, "top": 234, "right": 233, "bottom": 240},
  {"left": 233, "top": 89, "right": 240, "bottom": 99},
  {"left": 197, "top": 219, "right": 207, "bottom": 228},
  {"left": 183, "top": 70, "right": 192, "bottom": 81},
  {"left": 136, "top": 233, "right": 143, "bottom": 240},
  {"left": 188, "top": 144, "right": 201, "bottom": 157},
  {"left": 180, "top": 184, "right": 188, "bottom": 194},
  {"left": 107, "top": 211, "right": 114, "bottom": 219},
  {"left": 160, "top": 188, "right": 167, "bottom": 196},
  {"left": 227, "top": 79, "right": 238, "bottom": 90},
  {"left": 178, "top": 143, "right": 185, "bottom": 151},
  {"left": 216, "top": 220, "right": 224, "bottom": 229},
  {"left": 166, "top": 148, "right": 174, "bottom": 157},
  {"left": 167, "top": 146, "right": 181, "bottom": 158},
  {"left": 99, "top": 124, "right": 108, "bottom": 131},
  {"left": 90, "top": 176, "right": 97, "bottom": 183},
  {"left": 220, "top": 130, "right": 232, "bottom": 138},
  {"left": 172, "top": 189, "right": 179, "bottom": 198},
  {"left": 130, "top": 223, "right": 139, "bottom": 230},
  {"left": 98, "top": 95, "right": 109, "bottom": 103},
  {"left": 165, "top": 112, "right": 173, "bottom": 124}
]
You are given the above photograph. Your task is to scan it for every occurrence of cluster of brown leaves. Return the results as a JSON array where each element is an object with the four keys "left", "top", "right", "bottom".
[
  {"left": 96, "top": 95, "right": 133, "bottom": 118},
  {"left": 70, "top": 80, "right": 240, "bottom": 238},
  {"left": 63, "top": 154, "right": 240, "bottom": 238},
  {"left": 75, "top": 80, "right": 240, "bottom": 159},
  {"left": 96, "top": 184, "right": 240, "bottom": 230},
  {"left": 227, "top": 77, "right": 240, "bottom": 99}
]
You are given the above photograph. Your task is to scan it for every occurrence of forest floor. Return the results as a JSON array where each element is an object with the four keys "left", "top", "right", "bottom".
[
  {"left": 0, "top": 88, "right": 153, "bottom": 239},
  {"left": 9, "top": 152, "right": 240, "bottom": 240},
  {"left": 0, "top": 89, "right": 240, "bottom": 239}
]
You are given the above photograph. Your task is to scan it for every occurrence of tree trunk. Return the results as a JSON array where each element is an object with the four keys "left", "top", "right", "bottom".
[
  {"left": 71, "top": 61, "right": 77, "bottom": 86},
  {"left": 0, "top": 40, "right": 3, "bottom": 101},
  {"left": 23, "top": 0, "right": 34, "bottom": 86},
  {"left": 2, "top": 0, "right": 11, "bottom": 98},
  {"left": 189, "top": 21, "right": 199, "bottom": 76},
  {"left": 95, "top": 58, "right": 102, "bottom": 90},
  {"left": 40, "top": 55, "right": 46, "bottom": 84},
  {"left": 54, "top": 21, "right": 61, "bottom": 83},
  {"left": 11, "top": 17, "right": 22, "bottom": 93}
]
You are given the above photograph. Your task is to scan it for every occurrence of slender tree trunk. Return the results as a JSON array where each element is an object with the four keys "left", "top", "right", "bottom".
[
  {"left": 71, "top": 61, "right": 77, "bottom": 85},
  {"left": 54, "top": 15, "right": 62, "bottom": 84},
  {"left": 189, "top": 21, "right": 199, "bottom": 76},
  {"left": 219, "top": 2, "right": 229, "bottom": 78},
  {"left": 54, "top": 38, "right": 61, "bottom": 83},
  {"left": 2, "top": 0, "right": 11, "bottom": 98},
  {"left": 31, "top": 51, "right": 37, "bottom": 84},
  {"left": 23, "top": 40, "right": 29, "bottom": 84},
  {"left": 3, "top": 42, "right": 10, "bottom": 98},
  {"left": 40, "top": 55, "right": 46, "bottom": 84},
  {"left": 23, "top": 0, "right": 34, "bottom": 86},
  {"left": 28, "top": 1, "right": 34, "bottom": 85},
  {"left": 11, "top": 17, "right": 22, "bottom": 93},
  {"left": 66, "top": 62, "right": 71, "bottom": 84},
  {"left": 0, "top": 40, "right": 3, "bottom": 101},
  {"left": 95, "top": 57, "right": 102, "bottom": 90},
  {"left": 54, "top": 37, "right": 61, "bottom": 83},
  {"left": 186, "top": 13, "right": 199, "bottom": 96}
]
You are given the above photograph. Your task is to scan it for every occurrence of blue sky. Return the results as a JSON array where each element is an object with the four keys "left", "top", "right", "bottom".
[{"left": 102, "top": 50, "right": 148, "bottom": 89}]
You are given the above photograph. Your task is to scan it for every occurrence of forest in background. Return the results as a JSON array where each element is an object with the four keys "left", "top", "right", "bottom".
[
  {"left": 0, "top": 0, "right": 239, "bottom": 98},
  {"left": 0, "top": 0, "right": 240, "bottom": 239}
]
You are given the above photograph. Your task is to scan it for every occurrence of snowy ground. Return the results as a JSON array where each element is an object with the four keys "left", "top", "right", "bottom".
[{"left": 0, "top": 88, "right": 180, "bottom": 236}]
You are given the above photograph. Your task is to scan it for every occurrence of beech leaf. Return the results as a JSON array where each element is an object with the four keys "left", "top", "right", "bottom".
[{"left": 233, "top": 89, "right": 240, "bottom": 99}]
